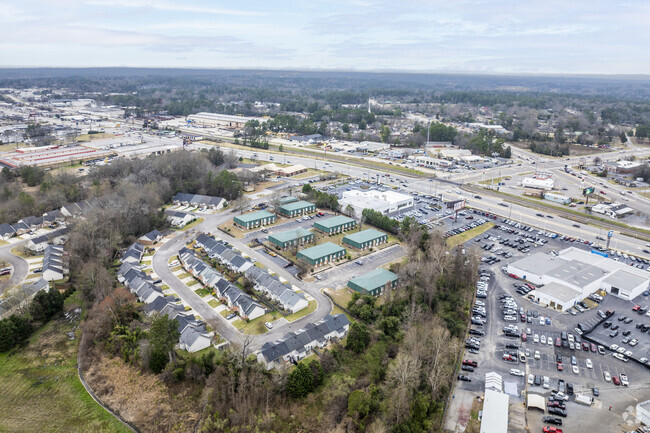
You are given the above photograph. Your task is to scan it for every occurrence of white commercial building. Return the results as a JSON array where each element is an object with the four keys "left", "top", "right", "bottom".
[
  {"left": 507, "top": 247, "right": 650, "bottom": 310},
  {"left": 521, "top": 177, "right": 554, "bottom": 190},
  {"left": 480, "top": 389, "right": 509, "bottom": 433},
  {"left": 637, "top": 399, "right": 650, "bottom": 426},
  {"left": 186, "top": 112, "right": 269, "bottom": 129},
  {"left": 339, "top": 189, "right": 413, "bottom": 217}
]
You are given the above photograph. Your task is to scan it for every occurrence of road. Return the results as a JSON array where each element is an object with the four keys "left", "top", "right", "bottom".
[{"left": 0, "top": 241, "right": 28, "bottom": 295}]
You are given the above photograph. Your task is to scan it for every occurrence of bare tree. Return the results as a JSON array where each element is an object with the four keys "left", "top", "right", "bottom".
[
  {"left": 232, "top": 196, "right": 251, "bottom": 214},
  {"left": 224, "top": 149, "right": 239, "bottom": 168}
]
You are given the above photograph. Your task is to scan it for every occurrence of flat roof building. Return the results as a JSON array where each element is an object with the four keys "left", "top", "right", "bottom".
[
  {"left": 187, "top": 112, "right": 269, "bottom": 129},
  {"left": 313, "top": 215, "right": 356, "bottom": 235},
  {"left": 277, "top": 200, "right": 316, "bottom": 218},
  {"left": 507, "top": 247, "right": 649, "bottom": 308},
  {"left": 480, "top": 389, "right": 509, "bottom": 433},
  {"left": 342, "top": 228, "right": 388, "bottom": 250},
  {"left": 278, "top": 196, "right": 298, "bottom": 205},
  {"left": 339, "top": 189, "right": 413, "bottom": 218},
  {"left": 233, "top": 210, "right": 276, "bottom": 230},
  {"left": 348, "top": 268, "right": 398, "bottom": 296},
  {"left": 296, "top": 242, "right": 346, "bottom": 267},
  {"left": 268, "top": 228, "right": 314, "bottom": 250}
]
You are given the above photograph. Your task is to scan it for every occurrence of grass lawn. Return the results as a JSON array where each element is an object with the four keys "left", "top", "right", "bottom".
[
  {"left": 208, "top": 299, "right": 220, "bottom": 308},
  {"left": 170, "top": 266, "right": 183, "bottom": 272},
  {"left": 0, "top": 292, "right": 131, "bottom": 433},
  {"left": 172, "top": 217, "right": 204, "bottom": 231},
  {"left": 219, "top": 309, "right": 230, "bottom": 318},
  {"left": 290, "top": 169, "right": 326, "bottom": 180},
  {"left": 217, "top": 221, "right": 247, "bottom": 239},
  {"left": 285, "top": 300, "right": 317, "bottom": 322},
  {"left": 160, "top": 285, "right": 170, "bottom": 291},
  {"left": 75, "top": 132, "right": 115, "bottom": 141},
  {"left": 445, "top": 222, "right": 494, "bottom": 248},
  {"left": 327, "top": 288, "right": 355, "bottom": 310},
  {"left": 10, "top": 245, "right": 34, "bottom": 258},
  {"left": 194, "top": 287, "right": 212, "bottom": 297},
  {"left": 177, "top": 272, "right": 190, "bottom": 279},
  {"left": 186, "top": 279, "right": 199, "bottom": 287},
  {"left": 234, "top": 312, "right": 279, "bottom": 335},
  {"left": 0, "top": 239, "right": 8, "bottom": 246}
]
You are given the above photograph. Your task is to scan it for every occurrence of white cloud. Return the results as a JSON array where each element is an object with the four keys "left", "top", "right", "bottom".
[{"left": 85, "top": 0, "right": 267, "bottom": 16}]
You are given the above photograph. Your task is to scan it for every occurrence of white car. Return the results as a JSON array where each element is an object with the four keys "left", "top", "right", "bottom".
[
  {"left": 528, "top": 373, "right": 534, "bottom": 385},
  {"left": 264, "top": 322, "right": 273, "bottom": 330},
  {"left": 620, "top": 373, "right": 629, "bottom": 386},
  {"left": 534, "top": 350, "right": 540, "bottom": 360},
  {"left": 543, "top": 376, "right": 550, "bottom": 389},
  {"left": 547, "top": 338, "right": 553, "bottom": 346},
  {"left": 604, "top": 371, "right": 612, "bottom": 382},
  {"left": 572, "top": 365, "right": 579, "bottom": 374},
  {"left": 539, "top": 317, "right": 545, "bottom": 325},
  {"left": 540, "top": 335, "right": 546, "bottom": 344},
  {"left": 625, "top": 350, "right": 633, "bottom": 357},
  {"left": 510, "top": 368, "right": 525, "bottom": 377},
  {"left": 534, "top": 334, "right": 539, "bottom": 343},
  {"left": 585, "top": 359, "right": 593, "bottom": 369}
]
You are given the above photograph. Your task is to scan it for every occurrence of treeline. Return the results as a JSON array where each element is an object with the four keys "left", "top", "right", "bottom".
[
  {"left": 301, "top": 184, "right": 339, "bottom": 211},
  {"left": 361, "top": 208, "right": 399, "bottom": 234},
  {"left": 529, "top": 142, "right": 571, "bottom": 157},
  {"left": 0, "top": 286, "right": 72, "bottom": 352}
]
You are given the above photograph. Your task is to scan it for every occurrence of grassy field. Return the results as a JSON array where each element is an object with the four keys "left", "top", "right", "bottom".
[
  {"left": 208, "top": 299, "right": 220, "bottom": 308},
  {"left": 177, "top": 272, "right": 190, "bottom": 279},
  {"left": 285, "top": 300, "right": 317, "bottom": 322},
  {"left": 0, "top": 293, "right": 131, "bottom": 433},
  {"left": 233, "top": 312, "right": 279, "bottom": 335},
  {"left": 194, "top": 287, "right": 211, "bottom": 297},
  {"left": 75, "top": 132, "right": 115, "bottom": 142},
  {"left": 445, "top": 222, "right": 495, "bottom": 248}
]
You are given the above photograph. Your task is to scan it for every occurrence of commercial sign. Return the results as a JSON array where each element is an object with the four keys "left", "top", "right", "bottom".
[{"left": 583, "top": 186, "right": 595, "bottom": 196}]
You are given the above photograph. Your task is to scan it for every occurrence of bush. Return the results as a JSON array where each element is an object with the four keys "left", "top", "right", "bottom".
[
  {"left": 346, "top": 322, "right": 370, "bottom": 354},
  {"left": 149, "top": 348, "right": 168, "bottom": 373}
]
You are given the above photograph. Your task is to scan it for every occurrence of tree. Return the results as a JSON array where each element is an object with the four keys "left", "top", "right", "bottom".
[
  {"left": 149, "top": 314, "right": 180, "bottom": 365},
  {"left": 344, "top": 204, "right": 355, "bottom": 217},
  {"left": 348, "top": 389, "right": 371, "bottom": 419},
  {"left": 30, "top": 288, "right": 64, "bottom": 322},
  {"left": 232, "top": 195, "right": 251, "bottom": 215},
  {"left": 346, "top": 322, "right": 370, "bottom": 354},
  {"left": 428, "top": 123, "right": 457, "bottom": 142},
  {"left": 8, "top": 315, "right": 32, "bottom": 345},
  {"left": 342, "top": 123, "right": 350, "bottom": 133},
  {"left": 380, "top": 125, "right": 391, "bottom": 143},
  {"left": 149, "top": 348, "right": 168, "bottom": 374},
  {"left": 0, "top": 319, "right": 16, "bottom": 352},
  {"left": 286, "top": 361, "right": 315, "bottom": 398}
]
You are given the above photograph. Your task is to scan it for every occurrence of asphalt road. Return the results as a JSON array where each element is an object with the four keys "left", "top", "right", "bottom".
[{"left": 0, "top": 241, "right": 28, "bottom": 294}]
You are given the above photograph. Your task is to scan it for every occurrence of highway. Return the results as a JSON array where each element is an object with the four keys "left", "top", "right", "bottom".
[{"left": 188, "top": 143, "right": 650, "bottom": 260}]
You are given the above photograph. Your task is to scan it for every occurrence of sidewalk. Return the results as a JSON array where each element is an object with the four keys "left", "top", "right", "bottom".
[{"left": 443, "top": 388, "right": 475, "bottom": 433}]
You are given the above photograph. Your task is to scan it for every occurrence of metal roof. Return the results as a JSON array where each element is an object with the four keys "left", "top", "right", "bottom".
[
  {"left": 535, "top": 281, "right": 581, "bottom": 303},
  {"left": 234, "top": 210, "right": 275, "bottom": 223},
  {"left": 509, "top": 254, "right": 566, "bottom": 276},
  {"left": 314, "top": 215, "right": 355, "bottom": 229},
  {"left": 480, "top": 389, "right": 509, "bottom": 433},
  {"left": 279, "top": 200, "right": 315, "bottom": 212},
  {"left": 343, "top": 228, "right": 386, "bottom": 244},
  {"left": 349, "top": 268, "right": 398, "bottom": 290},
  {"left": 269, "top": 227, "right": 313, "bottom": 244},
  {"left": 297, "top": 242, "right": 346, "bottom": 260}
]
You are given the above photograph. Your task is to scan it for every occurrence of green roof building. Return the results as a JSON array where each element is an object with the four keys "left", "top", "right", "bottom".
[
  {"left": 343, "top": 228, "right": 388, "bottom": 250},
  {"left": 233, "top": 210, "right": 276, "bottom": 230},
  {"left": 297, "top": 242, "right": 347, "bottom": 267},
  {"left": 313, "top": 215, "right": 356, "bottom": 235},
  {"left": 278, "top": 196, "right": 298, "bottom": 205},
  {"left": 278, "top": 200, "right": 316, "bottom": 217},
  {"left": 268, "top": 227, "right": 314, "bottom": 249},
  {"left": 348, "top": 268, "right": 399, "bottom": 297}
]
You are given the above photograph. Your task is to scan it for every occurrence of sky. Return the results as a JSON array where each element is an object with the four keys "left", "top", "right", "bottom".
[{"left": 1, "top": 0, "right": 649, "bottom": 74}]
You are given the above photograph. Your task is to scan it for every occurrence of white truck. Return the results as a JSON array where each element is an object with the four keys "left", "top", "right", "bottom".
[{"left": 575, "top": 393, "right": 593, "bottom": 406}]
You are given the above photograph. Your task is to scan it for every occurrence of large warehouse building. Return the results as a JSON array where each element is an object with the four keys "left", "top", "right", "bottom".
[
  {"left": 296, "top": 242, "right": 346, "bottom": 267},
  {"left": 507, "top": 247, "right": 650, "bottom": 310},
  {"left": 339, "top": 189, "right": 413, "bottom": 217},
  {"left": 186, "top": 113, "right": 269, "bottom": 129}
]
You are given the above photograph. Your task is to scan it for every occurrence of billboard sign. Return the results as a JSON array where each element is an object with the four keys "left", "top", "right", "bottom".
[
  {"left": 608, "top": 230, "right": 613, "bottom": 238},
  {"left": 583, "top": 186, "right": 595, "bottom": 196},
  {"left": 446, "top": 199, "right": 466, "bottom": 211}
]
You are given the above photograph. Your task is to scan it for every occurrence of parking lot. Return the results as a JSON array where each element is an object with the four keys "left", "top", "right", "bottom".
[{"left": 451, "top": 221, "right": 650, "bottom": 433}]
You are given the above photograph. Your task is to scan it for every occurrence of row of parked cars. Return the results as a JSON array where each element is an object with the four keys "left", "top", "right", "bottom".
[{"left": 442, "top": 218, "right": 488, "bottom": 239}]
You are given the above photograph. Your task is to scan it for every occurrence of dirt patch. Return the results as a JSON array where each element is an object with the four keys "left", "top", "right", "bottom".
[{"left": 83, "top": 349, "right": 203, "bottom": 433}]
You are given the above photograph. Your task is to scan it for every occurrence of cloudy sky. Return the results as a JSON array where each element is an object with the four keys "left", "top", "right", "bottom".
[{"left": 1, "top": 0, "right": 648, "bottom": 74}]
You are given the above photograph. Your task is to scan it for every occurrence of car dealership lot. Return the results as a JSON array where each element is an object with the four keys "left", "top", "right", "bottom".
[{"left": 452, "top": 222, "right": 650, "bottom": 433}]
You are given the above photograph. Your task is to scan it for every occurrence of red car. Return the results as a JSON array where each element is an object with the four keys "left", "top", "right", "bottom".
[
  {"left": 590, "top": 343, "right": 597, "bottom": 352},
  {"left": 557, "top": 362, "right": 563, "bottom": 371},
  {"left": 317, "top": 211, "right": 325, "bottom": 216},
  {"left": 600, "top": 190, "right": 606, "bottom": 195},
  {"left": 612, "top": 376, "right": 621, "bottom": 386},
  {"left": 543, "top": 427, "right": 563, "bottom": 433},
  {"left": 582, "top": 342, "right": 589, "bottom": 351},
  {"left": 555, "top": 337, "right": 561, "bottom": 347},
  {"left": 633, "top": 305, "right": 641, "bottom": 311},
  {"left": 522, "top": 333, "right": 527, "bottom": 342},
  {"left": 463, "top": 360, "right": 478, "bottom": 367}
]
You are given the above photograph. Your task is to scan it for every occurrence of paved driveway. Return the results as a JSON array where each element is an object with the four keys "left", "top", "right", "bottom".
[{"left": 0, "top": 241, "right": 29, "bottom": 294}]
